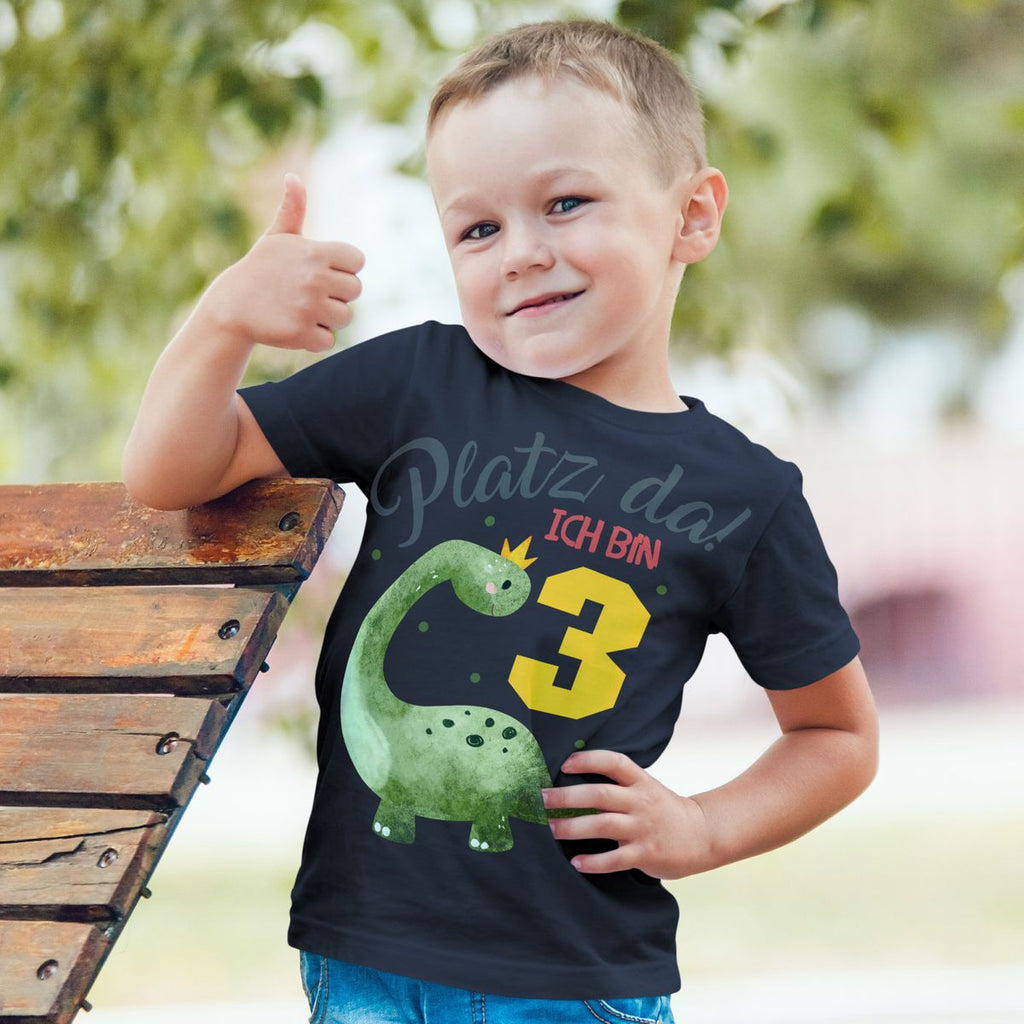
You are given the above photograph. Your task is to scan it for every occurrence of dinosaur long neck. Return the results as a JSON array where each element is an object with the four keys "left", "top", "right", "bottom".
[{"left": 344, "top": 545, "right": 453, "bottom": 721}]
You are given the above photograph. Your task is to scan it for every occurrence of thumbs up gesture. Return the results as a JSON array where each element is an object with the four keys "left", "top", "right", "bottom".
[
  {"left": 206, "top": 174, "right": 365, "bottom": 353},
  {"left": 266, "top": 171, "right": 308, "bottom": 236}
]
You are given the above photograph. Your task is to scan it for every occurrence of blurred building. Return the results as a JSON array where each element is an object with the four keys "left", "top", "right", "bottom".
[{"left": 792, "top": 427, "right": 1021, "bottom": 704}]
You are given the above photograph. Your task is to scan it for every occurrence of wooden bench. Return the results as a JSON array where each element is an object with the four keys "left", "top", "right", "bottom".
[{"left": 0, "top": 478, "right": 342, "bottom": 1023}]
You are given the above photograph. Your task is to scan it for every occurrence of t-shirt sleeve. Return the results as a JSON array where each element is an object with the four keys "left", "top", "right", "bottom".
[
  {"left": 237, "top": 325, "right": 419, "bottom": 488},
  {"left": 709, "top": 467, "right": 860, "bottom": 689}
]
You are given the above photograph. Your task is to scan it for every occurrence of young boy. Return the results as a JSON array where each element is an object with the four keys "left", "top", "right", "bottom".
[{"left": 124, "top": 19, "right": 877, "bottom": 1024}]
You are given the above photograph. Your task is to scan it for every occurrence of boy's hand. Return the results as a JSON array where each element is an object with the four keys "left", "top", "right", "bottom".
[
  {"left": 544, "top": 661, "right": 877, "bottom": 882},
  {"left": 543, "top": 750, "right": 712, "bottom": 880},
  {"left": 205, "top": 173, "right": 365, "bottom": 353}
]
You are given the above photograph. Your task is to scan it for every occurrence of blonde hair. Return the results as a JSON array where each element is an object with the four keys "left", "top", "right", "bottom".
[{"left": 427, "top": 19, "right": 706, "bottom": 183}]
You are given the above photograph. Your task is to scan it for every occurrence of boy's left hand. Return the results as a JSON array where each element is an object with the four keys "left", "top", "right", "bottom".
[{"left": 543, "top": 750, "right": 711, "bottom": 880}]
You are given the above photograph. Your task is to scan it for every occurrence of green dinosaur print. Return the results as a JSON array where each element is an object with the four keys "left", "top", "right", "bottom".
[{"left": 341, "top": 539, "right": 564, "bottom": 852}]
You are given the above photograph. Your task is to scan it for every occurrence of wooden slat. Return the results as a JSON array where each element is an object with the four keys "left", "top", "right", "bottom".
[
  {"left": 0, "top": 478, "right": 342, "bottom": 586},
  {"left": 0, "top": 477, "right": 344, "bottom": 1023},
  {"left": 0, "top": 920, "right": 107, "bottom": 1021},
  {"left": 0, "top": 695, "right": 228, "bottom": 809},
  {"left": 0, "top": 808, "right": 167, "bottom": 921},
  {"left": 0, "top": 808, "right": 166, "bottom": 844},
  {"left": 0, "top": 586, "right": 288, "bottom": 695}
]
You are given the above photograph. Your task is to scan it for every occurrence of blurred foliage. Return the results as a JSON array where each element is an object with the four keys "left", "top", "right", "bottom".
[
  {"left": 1, "top": 0, "right": 1022, "bottom": 482},
  {"left": 645, "top": 0, "right": 1024, "bottom": 410},
  {"left": 0, "top": 0, "right": 547, "bottom": 482}
]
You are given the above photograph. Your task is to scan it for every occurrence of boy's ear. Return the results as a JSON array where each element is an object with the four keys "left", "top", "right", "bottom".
[{"left": 672, "top": 167, "right": 728, "bottom": 265}]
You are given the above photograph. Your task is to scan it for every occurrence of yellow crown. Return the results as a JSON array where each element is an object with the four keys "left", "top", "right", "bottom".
[{"left": 501, "top": 536, "right": 537, "bottom": 570}]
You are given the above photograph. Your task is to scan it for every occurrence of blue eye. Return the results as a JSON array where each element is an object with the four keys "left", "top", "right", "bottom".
[
  {"left": 552, "top": 196, "right": 587, "bottom": 214},
  {"left": 463, "top": 222, "right": 499, "bottom": 241}
]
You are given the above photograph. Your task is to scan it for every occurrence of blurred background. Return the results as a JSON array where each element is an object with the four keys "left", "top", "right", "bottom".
[{"left": 1, "top": 0, "right": 1021, "bottom": 1020}]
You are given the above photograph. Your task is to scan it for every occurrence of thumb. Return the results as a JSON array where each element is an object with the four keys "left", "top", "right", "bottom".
[{"left": 265, "top": 173, "right": 306, "bottom": 235}]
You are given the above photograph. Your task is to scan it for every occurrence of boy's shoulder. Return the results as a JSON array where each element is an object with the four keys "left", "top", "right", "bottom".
[
  {"left": 344, "top": 319, "right": 467, "bottom": 352},
  {"left": 684, "top": 396, "right": 800, "bottom": 477},
  {"left": 292, "top": 319, "right": 469, "bottom": 382},
  {"left": 338, "top": 322, "right": 801, "bottom": 483}
]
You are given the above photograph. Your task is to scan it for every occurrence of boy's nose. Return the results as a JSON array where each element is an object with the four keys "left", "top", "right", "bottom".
[{"left": 501, "top": 229, "right": 555, "bottom": 279}]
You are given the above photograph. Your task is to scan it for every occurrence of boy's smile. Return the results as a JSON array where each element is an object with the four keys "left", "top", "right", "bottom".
[
  {"left": 427, "top": 75, "right": 722, "bottom": 412},
  {"left": 506, "top": 290, "right": 585, "bottom": 317}
]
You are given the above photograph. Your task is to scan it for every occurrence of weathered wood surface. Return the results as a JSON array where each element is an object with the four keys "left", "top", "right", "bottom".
[
  {"left": 0, "top": 478, "right": 342, "bottom": 585},
  {"left": 0, "top": 694, "right": 227, "bottom": 808},
  {"left": 0, "top": 808, "right": 167, "bottom": 920},
  {"left": 0, "top": 586, "right": 287, "bottom": 694},
  {"left": 0, "top": 921, "right": 108, "bottom": 1019},
  {"left": 0, "top": 807, "right": 166, "bottom": 844},
  {"left": 0, "top": 478, "right": 343, "bottom": 1024}
]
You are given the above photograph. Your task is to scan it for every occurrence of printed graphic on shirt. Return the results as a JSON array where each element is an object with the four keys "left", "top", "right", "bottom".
[
  {"left": 342, "top": 537, "right": 566, "bottom": 852},
  {"left": 369, "top": 432, "right": 752, "bottom": 550},
  {"left": 240, "top": 326, "right": 859, "bottom": 993},
  {"left": 508, "top": 564, "right": 651, "bottom": 719}
]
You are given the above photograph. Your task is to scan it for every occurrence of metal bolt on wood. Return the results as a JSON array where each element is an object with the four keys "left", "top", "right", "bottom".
[
  {"left": 97, "top": 848, "right": 119, "bottom": 868},
  {"left": 37, "top": 959, "right": 59, "bottom": 981},
  {"left": 278, "top": 511, "right": 301, "bottom": 531},
  {"left": 155, "top": 732, "right": 179, "bottom": 755},
  {"left": 218, "top": 618, "right": 240, "bottom": 639}
]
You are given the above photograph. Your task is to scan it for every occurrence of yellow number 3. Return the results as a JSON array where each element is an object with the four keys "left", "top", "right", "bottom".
[{"left": 509, "top": 567, "right": 650, "bottom": 720}]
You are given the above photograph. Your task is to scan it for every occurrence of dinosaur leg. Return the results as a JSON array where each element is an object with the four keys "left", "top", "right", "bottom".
[
  {"left": 469, "top": 814, "right": 513, "bottom": 853},
  {"left": 372, "top": 799, "right": 416, "bottom": 844}
]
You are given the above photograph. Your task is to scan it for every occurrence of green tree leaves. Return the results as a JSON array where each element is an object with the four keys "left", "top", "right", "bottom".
[
  {"left": 1, "top": 0, "right": 1020, "bottom": 480},
  {"left": 653, "top": 0, "right": 1024, "bottom": 393}
]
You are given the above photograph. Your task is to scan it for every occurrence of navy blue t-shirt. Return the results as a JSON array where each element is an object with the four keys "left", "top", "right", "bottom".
[{"left": 240, "top": 321, "right": 859, "bottom": 999}]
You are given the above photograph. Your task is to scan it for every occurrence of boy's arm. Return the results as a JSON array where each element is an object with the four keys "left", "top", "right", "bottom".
[
  {"left": 544, "top": 655, "right": 878, "bottom": 879},
  {"left": 122, "top": 313, "right": 285, "bottom": 510},
  {"left": 122, "top": 175, "right": 363, "bottom": 510}
]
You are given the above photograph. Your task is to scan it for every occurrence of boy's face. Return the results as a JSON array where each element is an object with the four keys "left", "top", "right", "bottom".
[{"left": 427, "top": 75, "right": 696, "bottom": 402}]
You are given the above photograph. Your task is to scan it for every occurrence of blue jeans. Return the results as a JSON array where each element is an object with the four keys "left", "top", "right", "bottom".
[{"left": 299, "top": 952, "right": 675, "bottom": 1024}]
